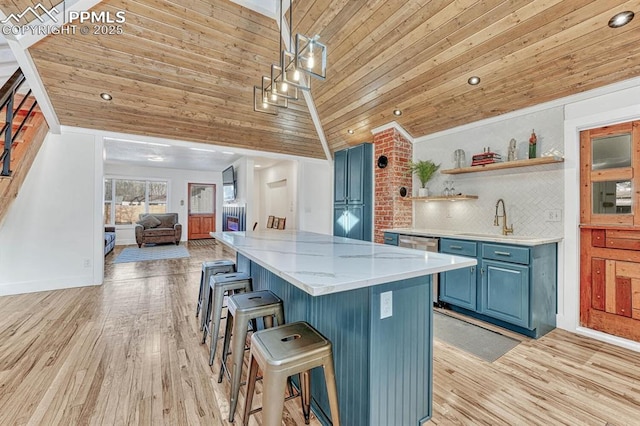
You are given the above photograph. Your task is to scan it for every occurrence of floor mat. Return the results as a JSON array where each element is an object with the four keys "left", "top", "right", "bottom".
[
  {"left": 187, "top": 239, "right": 217, "bottom": 247},
  {"left": 433, "top": 311, "right": 520, "bottom": 362},
  {"left": 114, "top": 245, "right": 190, "bottom": 263}
]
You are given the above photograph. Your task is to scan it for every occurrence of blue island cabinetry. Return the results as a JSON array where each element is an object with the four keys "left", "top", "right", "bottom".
[{"left": 214, "top": 230, "right": 476, "bottom": 426}]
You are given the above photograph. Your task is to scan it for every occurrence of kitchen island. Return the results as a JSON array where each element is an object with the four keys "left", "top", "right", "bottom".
[{"left": 212, "top": 230, "right": 476, "bottom": 426}]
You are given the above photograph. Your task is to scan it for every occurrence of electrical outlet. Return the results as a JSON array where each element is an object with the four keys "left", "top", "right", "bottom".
[
  {"left": 380, "top": 291, "right": 393, "bottom": 319},
  {"left": 545, "top": 209, "right": 562, "bottom": 222},
  {"left": 83, "top": 258, "right": 91, "bottom": 268}
]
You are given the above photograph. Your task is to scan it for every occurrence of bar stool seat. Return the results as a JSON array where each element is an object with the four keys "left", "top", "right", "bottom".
[
  {"left": 243, "top": 321, "right": 341, "bottom": 426},
  {"left": 196, "top": 260, "right": 235, "bottom": 329},
  {"left": 218, "top": 290, "right": 285, "bottom": 422},
  {"left": 201, "top": 272, "right": 252, "bottom": 353}
]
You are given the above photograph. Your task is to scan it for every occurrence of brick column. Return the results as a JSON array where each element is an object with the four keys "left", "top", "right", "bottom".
[{"left": 373, "top": 128, "right": 413, "bottom": 243}]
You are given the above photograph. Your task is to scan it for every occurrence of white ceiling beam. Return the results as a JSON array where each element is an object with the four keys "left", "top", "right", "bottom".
[{"left": 277, "top": 0, "right": 332, "bottom": 162}]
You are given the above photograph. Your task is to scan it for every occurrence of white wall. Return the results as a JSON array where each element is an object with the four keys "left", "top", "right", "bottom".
[
  {"left": 0, "top": 130, "right": 103, "bottom": 295},
  {"left": 297, "top": 160, "right": 332, "bottom": 234},
  {"left": 255, "top": 160, "right": 298, "bottom": 230},
  {"left": 104, "top": 163, "right": 221, "bottom": 245},
  {"left": 412, "top": 106, "right": 565, "bottom": 238}
]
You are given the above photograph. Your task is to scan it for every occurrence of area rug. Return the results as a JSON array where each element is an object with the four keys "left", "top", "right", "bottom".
[
  {"left": 113, "top": 245, "right": 190, "bottom": 264},
  {"left": 187, "top": 238, "right": 216, "bottom": 247},
  {"left": 433, "top": 311, "right": 520, "bottom": 362}
]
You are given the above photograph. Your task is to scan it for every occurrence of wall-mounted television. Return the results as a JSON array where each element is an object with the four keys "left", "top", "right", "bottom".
[{"left": 222, "top": 165, "right": 236, "bottom": 202}]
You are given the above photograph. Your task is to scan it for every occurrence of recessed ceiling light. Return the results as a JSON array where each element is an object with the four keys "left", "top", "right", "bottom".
[
  {"left": 467, "top": 76, "right": 481, "bottom": 85},
  {"left": 347, "top": 129, "right": 354, "bottom": 134},
  {"left": 393, "top": 109, "right": 402, "bottom": 116},
  {"left": 148, "top": 156, "right": 164, "bottom": 162},
  {"left": 100, "top": 92, "right": 112, "bottom": 101},
  {"left": 608, "top": 11, "right": 634, "bottom": 28},
  {"left": 254, "top": 164, "right": 262, "bottom": 168},
  {"left": 222, "top": 151, "right": 234, "bottom": 155}
]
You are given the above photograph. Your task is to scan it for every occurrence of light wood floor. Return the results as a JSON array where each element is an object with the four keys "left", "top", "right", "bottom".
[{"left": 0, "top": 240, "right": 639, "bottom": 425}]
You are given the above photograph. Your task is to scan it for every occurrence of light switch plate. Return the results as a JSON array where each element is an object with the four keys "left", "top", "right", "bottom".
[
  {"left": 545, "top": 209, "right": 562, "bottom": 222},
  {"left": 380, "top": 291, "right": 392, "bottom": 319}
]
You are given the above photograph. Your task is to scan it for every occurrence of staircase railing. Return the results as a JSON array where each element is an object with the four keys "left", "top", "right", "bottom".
[{"left": 0, "top": 68, "right": 37, "bottom": 177}]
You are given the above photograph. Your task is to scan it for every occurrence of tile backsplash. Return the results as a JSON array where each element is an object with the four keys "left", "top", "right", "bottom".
[{"left": 412, "top": 106, "right": 564, "bottom": 238}]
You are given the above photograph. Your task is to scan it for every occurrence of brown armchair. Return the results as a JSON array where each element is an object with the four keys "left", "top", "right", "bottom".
[{"left": 135, "top": 213, "right": 182, "bottom": 247}]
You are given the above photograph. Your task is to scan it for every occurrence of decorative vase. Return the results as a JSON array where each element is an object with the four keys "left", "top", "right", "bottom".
[
  {"left": 528, "top": 130, "right": 537, "bottom": 159},
  {"left": 418, "top": 187, "right": 429, "bottom": 197}
]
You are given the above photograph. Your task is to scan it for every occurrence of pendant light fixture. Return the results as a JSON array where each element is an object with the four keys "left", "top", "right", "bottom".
[{"left": 253, "top": 0, "right": 327, "bottom": 114}]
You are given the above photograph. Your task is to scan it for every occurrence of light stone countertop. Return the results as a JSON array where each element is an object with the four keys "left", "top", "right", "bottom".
[
  {"left": 211, "top": 230, "right": 477, "bottom": 296},
  {"left": 382, "top": 228, "right": 562, "bottom": 246}
]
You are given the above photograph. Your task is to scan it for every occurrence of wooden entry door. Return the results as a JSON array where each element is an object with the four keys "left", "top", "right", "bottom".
[
  {"left": 188, "top": 183, "right": 216, "bottom": 240},
  {"left": 580, "top": 121, "right": 640, "bottom": 342}
]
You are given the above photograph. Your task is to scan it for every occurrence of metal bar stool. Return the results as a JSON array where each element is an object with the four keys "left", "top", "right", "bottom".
[
  {"left": 201, "top": 272, "right": 252, "bottom": 352},
  {"left": 217, "top": 290, "right": 285, "bottom": 422},
  {"left": 243, "top": 321, "right": 341, "bottom": 426},
  {"left": 196, "top": 260, "right": 235, "bottom": 329}
]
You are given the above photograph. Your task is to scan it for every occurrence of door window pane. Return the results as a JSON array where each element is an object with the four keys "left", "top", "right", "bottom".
[
  {"left": 190, "top": 184, "right": 215, "bottom": 214},
  {"left": 592, "top": 180, "right": 632, "bottom": 214},
  {"left": 592, "top": 134, "right": 631, "bottom": 170}
]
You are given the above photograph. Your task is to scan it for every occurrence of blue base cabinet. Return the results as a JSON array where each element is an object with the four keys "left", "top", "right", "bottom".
[
  {"left": 382, "top": 231, "right": 399, "bottom": 245},
  {"left": 481, "top": 259, "right": 530, "bottom": 328},
  {"left": 440, "top": 238, "right": 556, "bottom": 338},
  {"left": 440, "top": 239, "right": 478, "bottom": 311}
]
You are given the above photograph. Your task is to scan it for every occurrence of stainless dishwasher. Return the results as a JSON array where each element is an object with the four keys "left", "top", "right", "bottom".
[{"left": 398, "top": 235, "right": 440, "bottom": 306}]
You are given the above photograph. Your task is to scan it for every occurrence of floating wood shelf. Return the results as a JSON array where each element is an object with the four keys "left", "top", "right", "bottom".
[
  {"left": 408, "top": 194, "right": 478, "bottom": 201},
  {"left": 441, "top": 156, "right": 564, "bottom": 174}
]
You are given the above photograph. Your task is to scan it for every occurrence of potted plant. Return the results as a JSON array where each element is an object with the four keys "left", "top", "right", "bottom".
[{"left": 409, "top": 160, "right": 440, "bottom": 197}]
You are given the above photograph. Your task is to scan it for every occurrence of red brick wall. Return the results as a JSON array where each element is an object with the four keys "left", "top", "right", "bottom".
[{"left": 373, "top": 128, "right": 413, "bottom": 243}]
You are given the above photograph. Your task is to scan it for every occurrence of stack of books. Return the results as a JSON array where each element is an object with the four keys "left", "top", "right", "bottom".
[{"left": 471, "top": 151, "right": 502, "bottom": 166}]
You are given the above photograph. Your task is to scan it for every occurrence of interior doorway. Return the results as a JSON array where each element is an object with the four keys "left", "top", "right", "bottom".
[{"left": 188, "top": 183, "right": 216, "bottom": 239}]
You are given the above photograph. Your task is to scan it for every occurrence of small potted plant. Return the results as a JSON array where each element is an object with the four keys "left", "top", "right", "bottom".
[{"left": 409, "top": 160, "right": 440, "bottom": 197}]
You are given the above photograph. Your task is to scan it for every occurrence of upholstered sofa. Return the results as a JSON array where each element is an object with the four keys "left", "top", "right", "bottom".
[
  {"left": 135, "top": 213, "right": 182, "bottom": 247},
  {"left": 105, "top": 226, "right": 116, "bottom": 255}
]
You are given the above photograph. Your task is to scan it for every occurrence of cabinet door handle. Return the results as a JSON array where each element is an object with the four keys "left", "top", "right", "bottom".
[
  {"left": 385, "top": 237, "right": 393, "bottom": 241},
  {"left": 494, "top": 251, "right": 511, "bottom": 256},
  {"left": 470, "top": 266, "right": 475, "bottom": 273},
  {"left": 450, "top": 245, "right": 463, "bottom": 250},
  {"left": 481, "top": 267, "right": 484, "bottom": 275}
]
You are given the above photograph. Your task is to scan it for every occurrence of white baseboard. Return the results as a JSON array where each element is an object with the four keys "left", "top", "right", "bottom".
[{"left": 0, "top": 275, "right": 101, "bottom": 296}]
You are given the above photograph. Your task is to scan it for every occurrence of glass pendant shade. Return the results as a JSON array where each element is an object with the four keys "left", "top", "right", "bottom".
[
  {"left": 271, "top": 64, "right": 298, "bottom": 100},
  {"left": 253, "top": 86, "right": 277, "bottom": 115},
  {"left": 281, "top": 50, "right": 311, "bottom": 91},
  {"left": 295, "top": 34, "right": 327, "bottom": 80},
  {"left": 262, "top": 76, "right": 288, "bottom": 108}
]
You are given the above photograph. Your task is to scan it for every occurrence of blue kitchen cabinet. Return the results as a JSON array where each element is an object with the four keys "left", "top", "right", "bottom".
[
  {"left": 439, "top": 238, "right": 556, "bottom": 338},
  {"left": 334, "top": 149, "right": 348, "bottom": 204},
  {"left": 440, "top": 239, "right": 478, "bottom": 310},
  {"left": 480, "top": 259, "right": 530, "bottom": 328},
  {"left": 333, "top": 143, "right": 372, "bottom": 241},
  {"left": 383, "top": 232, "right": 399, "bottom": 245}
]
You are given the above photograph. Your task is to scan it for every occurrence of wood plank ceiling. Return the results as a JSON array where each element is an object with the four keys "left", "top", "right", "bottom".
[{"left": 2, "top": 0, "right": 640, "bottom": 159}]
